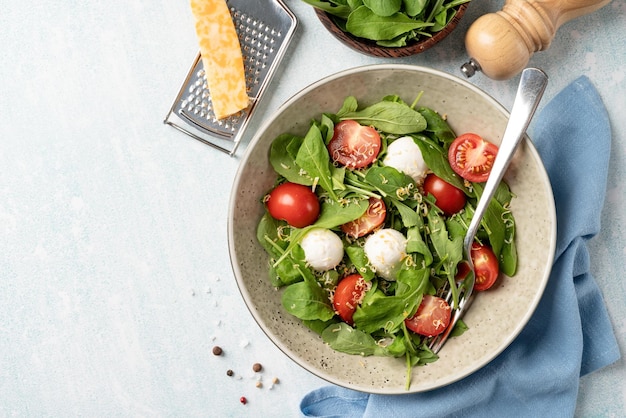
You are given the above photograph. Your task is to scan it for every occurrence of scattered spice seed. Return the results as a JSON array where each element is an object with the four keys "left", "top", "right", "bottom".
[
  {"left": 239, "top": 396, "right": 247, "bottom": 405},
  {"left": 226, "top": 369, "right": 234, "bottom": 377},
  {"left": 252, "top": 363, "right": 263, "bottom": 372},
  {"left": 212, "top": 346, "right": 223, "bottom": 356},
  {"left": 255, "top": 381, "right": 263, "bottom": 388},
  {"left": 272, "top": 377, "right": 279, "bottom": 384}
]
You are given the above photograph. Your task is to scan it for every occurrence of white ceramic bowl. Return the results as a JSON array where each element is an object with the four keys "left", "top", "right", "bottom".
[{"left": 228, "top": 64, "right": 556, "bottom": 394}]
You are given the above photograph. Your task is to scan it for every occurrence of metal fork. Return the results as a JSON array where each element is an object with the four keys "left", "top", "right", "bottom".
[{"left": 429, "top": 68, "right": 548, "bottom": 354}]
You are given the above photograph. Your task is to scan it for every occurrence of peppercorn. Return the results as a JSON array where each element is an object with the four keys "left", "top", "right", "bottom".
[
  {"left": 240, "top": 396, "right": 247, "bottom": 405},
  {"left": 212, "top": 346, "right": 223, "bottom": 356},
  {"left": 252, "top": 363, "right": 262, "bottom": 372},
  {"left": 226, "top": 369, "right": 234, "bottom": 377}
]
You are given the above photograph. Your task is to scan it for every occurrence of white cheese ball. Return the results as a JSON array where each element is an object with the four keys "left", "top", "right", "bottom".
[
  {"left": 383, "top": 136, "right": 428, "bottom": 184},
  {"left": 364, "top": 228, "right": 407, "bottom": 280},
  {"left": 300, "top": 228, "right": 344, "bottom": 272}
]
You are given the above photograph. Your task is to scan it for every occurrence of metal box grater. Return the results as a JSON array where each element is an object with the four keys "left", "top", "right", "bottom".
[{"left": 164, "top": 0, "right": 298, "bottom": 155}]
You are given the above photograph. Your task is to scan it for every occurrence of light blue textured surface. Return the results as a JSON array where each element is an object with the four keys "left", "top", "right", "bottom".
[{"left": 1, "top": 1, "right": 623, "bottom": 416}]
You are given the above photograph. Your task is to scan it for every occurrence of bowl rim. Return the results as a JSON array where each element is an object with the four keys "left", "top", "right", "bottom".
[{"left": 228, "top": 64, "right": 557, "bottom": 393}]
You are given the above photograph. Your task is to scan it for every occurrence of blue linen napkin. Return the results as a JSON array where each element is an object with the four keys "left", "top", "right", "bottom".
[{"left": 300, "top": 76, "right": 620, "bottom": 418}]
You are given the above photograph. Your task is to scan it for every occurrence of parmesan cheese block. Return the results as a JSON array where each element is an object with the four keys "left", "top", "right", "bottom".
[{"left": 190, "top": 0, "right": 249, "bottom": 119}]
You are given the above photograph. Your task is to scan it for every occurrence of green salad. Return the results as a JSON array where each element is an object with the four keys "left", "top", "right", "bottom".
[
  {"left": 302, "top": 0, "right": 472, "bottom": 47},
  {"left": 256, "top": 94, "right": 517, "bottom": 389}
]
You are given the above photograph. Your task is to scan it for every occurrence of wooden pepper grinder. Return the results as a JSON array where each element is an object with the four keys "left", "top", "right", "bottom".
[{"left": 461, "top": 0, "right": 612, "bottom": 80}]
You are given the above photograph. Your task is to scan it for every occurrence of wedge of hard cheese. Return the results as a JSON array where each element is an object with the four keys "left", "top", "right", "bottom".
[{"left": 190, "top": 0, "right": 249, "bottom": 120}]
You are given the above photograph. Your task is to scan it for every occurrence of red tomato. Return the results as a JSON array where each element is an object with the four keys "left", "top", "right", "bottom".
[
  {"left": 333, "top": 274, "right": 370, "bottom": 325},
  {"left": 471, "top": 243, "right": 499, "bottom": 291},
  {"left": 266, "top": 182, "right": 320, "bottom": 228},
  {"left": 454, "top": 260, "right": 471, "bottom": 282},
  {"left": 423, "top": 174, "right": 466, "bottom": 216},
  {"left": 340, "top": 197, "right": 386, "bottom": 238},
  {"left": 448, "top": 133, "right": 499, "bottom": 183},
  {"left": 328, "top": 120, "right": 381, "bottom": 169},
  {"left": 404, "top": 294, "right": 451, "bottom": 337}
]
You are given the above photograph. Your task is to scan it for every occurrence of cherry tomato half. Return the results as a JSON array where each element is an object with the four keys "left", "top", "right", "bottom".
[
  {"left": 340, "top": 197, "right": 386, "bottom": 238},
  {"left": 333, "top": 274, "right": 370, "bottom": 325},
  {"left": 266, "top": 182, "right": 320, "bottom": 228},
  {"left": 423, "top": 174, "right": 466, "bottom": 216},
  {"left": 404, "top": 294, "right": 451, "bottom": 337},
  {"left": 448, "top": 133, "right": 499, "bottom": 183},
  {"left": 471, "top": 242, "right": 500, "bottom": 291},
  {"left": 328, "top": 120, "right": 381, "bottom": 169}
]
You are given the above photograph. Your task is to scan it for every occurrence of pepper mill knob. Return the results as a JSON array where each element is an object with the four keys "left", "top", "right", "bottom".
[{"left": 462, "top": 0, "right": 612, "bottom": 80}]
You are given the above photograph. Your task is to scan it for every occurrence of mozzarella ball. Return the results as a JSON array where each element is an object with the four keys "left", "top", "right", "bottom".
[
  {"left": 364, "top": 228, "right": 407, "bottom": 280},
  {"left": 383, "top": 136, "right": 428, "bottom": 184},
  {"left": 300, "top": 228, "right": 344, "bottom": 271}
]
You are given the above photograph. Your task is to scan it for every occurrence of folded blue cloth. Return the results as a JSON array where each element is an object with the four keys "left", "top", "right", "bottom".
[{"left": 300, "top": 76, "right": 620, "bottom": 417}]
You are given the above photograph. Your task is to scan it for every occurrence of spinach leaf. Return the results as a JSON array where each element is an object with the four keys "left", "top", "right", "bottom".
[
  {"left": 269, "top": 133, "right": 313, "bottom": 186},
  {"left": 470, "top": 183, "right": 510, "bottom": 259},
  {"left": 300, "top": 0, "right": 352, "bottom": 18},
  {"left": 256, "top": 212, "right": 286, "bottom": 257},
  {"left": 296, "top": 124, "right": 338, "bottom": 201},
  {"left": 322, "top": 323, "right": 390, "bottom": 356},
  {"left": 413, "top": 134, "right": 466, "bottom": 191},
  {"left": 500, "top": 210, "right": 517, "bottom": 276},
  {"left": 346, "top": 6, "right": 432, "bottom": 41},
  {"left": 341, "top": 100, "right": 427, "bottom": 134},
  {"left": 282, "top": 268, "right": 335, "bottom": 321},
  {"left": 319, "top": 114, "right": 336, "bottom": 145},
  {"left": 315, "top": 198, "right": 369, "bottom": 229},
  {"left": 271, "top": 245, "right": 308, "bottom": 287},
  {"left": 417, "top": 106, "right": 456, "bottom": 144},
  {"left": 363, "top": 0, "right": 402, "bottom": 16},
  {"left": 426, "top": 208, "right": 463, "bottom": 307},
  {"left": 391, "top": 199, "right": 421, "bottom": 227},
  {"left": 403, "top": 0, "right": 428, "bottom": 16},
  {"left": 345, "top": 244, "right": 376, "bottom": 280},
  {"left": 407, "top": 226, "right": 433, "bottom": 266},
  {"left": 303, "top": 318, "right": 339, "bottom": 335},
  {"left": 364, "top": 166, "right": 416, "bottom": 201},
  {"left": 353, "top": 267, "right": 429, "bottom": 333},
  {"left": 335, "top": 96, "right": 359, "bottom": 118}
]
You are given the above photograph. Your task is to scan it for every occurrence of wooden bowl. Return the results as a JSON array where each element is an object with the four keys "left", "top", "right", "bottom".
[{"left": 314, "top": 5, "right": 469, "bottom": 58}]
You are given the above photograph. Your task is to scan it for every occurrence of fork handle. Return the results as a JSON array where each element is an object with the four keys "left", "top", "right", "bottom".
[{"left": 464, "top": 68, "right": 548, "bottom": 252}]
